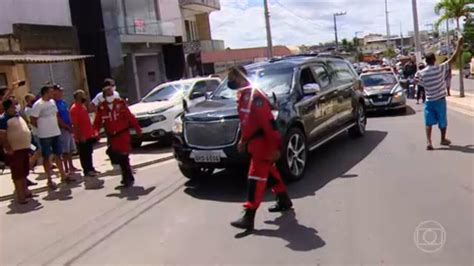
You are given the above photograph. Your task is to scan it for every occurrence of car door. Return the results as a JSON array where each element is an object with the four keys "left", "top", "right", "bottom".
[
  {"left": 310, "top": 64, "right": 340, "bottom": 138},
  {"left": 327, "top": 60, "right": 357, "bottom": 127}
]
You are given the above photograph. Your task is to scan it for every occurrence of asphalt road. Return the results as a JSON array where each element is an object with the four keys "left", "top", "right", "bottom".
[{"left": 1, "top": 101, "right": 473, "bottom": 265}]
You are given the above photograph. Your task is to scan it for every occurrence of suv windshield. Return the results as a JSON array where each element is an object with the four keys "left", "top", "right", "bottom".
[
  {"left": 142, "top": 83, "right": 191, "bottom": 102},
  {"left": 361, "top": 73, "right": 397, "bottom": 87},
  {"left": 212, "top": 67, "right": 294, "bottom": 99}
]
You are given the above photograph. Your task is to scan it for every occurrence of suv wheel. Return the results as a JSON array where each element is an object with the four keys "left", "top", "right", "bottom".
[
  {"left": 280, "top": 128, "right": 307, "bottom": 182},
  {"left": 349, "top": 103, "right": 366, "bottom": 138},
  {"left": 179, "top": 165, "right": 214, "bottom": 179}
]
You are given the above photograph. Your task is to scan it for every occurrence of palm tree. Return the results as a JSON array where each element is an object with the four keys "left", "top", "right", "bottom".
[{"left": 434, "top": 0, "right": 474, "bottom": 97}]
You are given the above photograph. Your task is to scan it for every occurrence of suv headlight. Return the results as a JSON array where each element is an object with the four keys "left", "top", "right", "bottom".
[{"left": 172, "top": 117, "right": 183, "bottom": 134}]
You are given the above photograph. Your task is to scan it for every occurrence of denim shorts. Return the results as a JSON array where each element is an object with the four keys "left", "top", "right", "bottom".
[
  {"left": 424, "top": 98, "right": 447, "bottom": 129},
  {"left": 39, "top": 135, "right": 62, "bottom": 158}
]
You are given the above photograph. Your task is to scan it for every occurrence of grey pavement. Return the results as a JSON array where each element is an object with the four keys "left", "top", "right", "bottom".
[
  {"left": 451, "top": 74, "right": 473, "bottom": 93},
  {"left": 1, "top": 101, "right": 473, "bottom": 265}
]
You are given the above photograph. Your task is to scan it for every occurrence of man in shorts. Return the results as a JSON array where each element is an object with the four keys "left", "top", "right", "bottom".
[
  {"left": 53, "top": 85, "right": 79, "bottom": 175},
  {"left": 415, "top": 36, "right": 464, "bottom": 150},
  {"left": 30, "top": 86, "right": 71, "bottom": 189}
]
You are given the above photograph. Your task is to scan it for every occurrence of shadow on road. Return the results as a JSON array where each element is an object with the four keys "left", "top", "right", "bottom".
[
  {"left": 6, "top": 198, "right": 43, "bottom": 215},
  {"left": 42, "top": 181, "right": 81, "bottom": 201},
  {"left": 367, "top": 105, "right": 416, "bottom": 118},
  {"left": 84, "top": 176, "right": 105, "bottom": 190},
  {"left": 184, "top": 130, "right": 388, "bottom": 202},
  {"left": 106, "top": 186, "right": 156, "bottom": 201},
  {"left": 236, "top": 210, "right": 326, "bottom": 252},
  {"left": 436, "top": 144, "right": 474, "bottom": 154},
  {"left": 132, "top": 141, "right": 172, "bottom": 155}
]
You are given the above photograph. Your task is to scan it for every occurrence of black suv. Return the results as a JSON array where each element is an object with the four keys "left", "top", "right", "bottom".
[{"left": 172, "top": 55, "right": 366, "bottom": 181}]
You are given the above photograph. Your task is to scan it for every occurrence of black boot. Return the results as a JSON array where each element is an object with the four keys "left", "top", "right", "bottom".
[
  {"left": 268, "top": 193, "right": 293, "bottom": 212},
  {"left": 230, "top": 209, "right": 256, "bottom": 231}
]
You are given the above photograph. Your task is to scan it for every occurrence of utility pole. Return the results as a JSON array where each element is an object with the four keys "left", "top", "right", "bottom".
[
  {"left": 333, "top": 11, "right": 346, "bottom": 52},
  {"left": 385, "top": 0, "right": 391, "bottom": 49},
  {"left": 411, "top": 0, "right": 422, "bottom": 63},
  {"left": 263, "top": 0, "right": 273, "bottom": 59},
  {"left": 400, "top": 22, "right": 404, "bottom": 55}
]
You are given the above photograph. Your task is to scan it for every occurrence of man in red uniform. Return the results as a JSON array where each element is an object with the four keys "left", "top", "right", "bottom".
[
  {"left": 229, "top": 66, "right": 293, "bottom": 231},
  {"left": 93, "top": 86, "right": 142, "bottom": 187}
]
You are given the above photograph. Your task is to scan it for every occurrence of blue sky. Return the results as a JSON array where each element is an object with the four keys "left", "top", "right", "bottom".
[{"left": 210, "top": 0, "right": 444, "bottom": 48}]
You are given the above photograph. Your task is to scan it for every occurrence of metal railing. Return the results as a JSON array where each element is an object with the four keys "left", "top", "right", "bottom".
[{"left": 179, "top": 0, "right": 221, "bottom": 10}]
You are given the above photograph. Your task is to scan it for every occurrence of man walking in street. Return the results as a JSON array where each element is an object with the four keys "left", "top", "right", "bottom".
[
  {"left": 53, "top": 85, "right": 79, "bottom": 175},
  {"left": 0, "top": 99, "right": 33, "bottom": 203},
  {"left": 30, "top": 86, "right": 71, "bottom": 189},
  {"left": 70, "top": 90, "right": 98, "bottom": 177},
  {"left": 228, "top": 66, "right": 293, "bottom": 231},
  {"left": 416, "top": 36, "right": 464, "bottom": 151},
  {"left": 93, "top": 86, "right": 141, "bottom": 187}
]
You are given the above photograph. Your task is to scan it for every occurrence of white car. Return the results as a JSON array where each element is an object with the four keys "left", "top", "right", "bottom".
[{"left": 129, "top": 77, "right": 221, "bottom": 148}]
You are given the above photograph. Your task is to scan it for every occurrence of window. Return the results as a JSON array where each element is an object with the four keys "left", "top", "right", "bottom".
[
  {"left": 119, "top": 0, "right": 160, "bottom": 35},
  {"left": 299, "top": 68, "right": 316, "bottom": 87},
  {"left": 0, "top": 73, "right": 7, "bottom": 87},
  {"left": 328, "top": 61, "right": 355, "bottom": 84},
  {"left": 311, "top": 65, "right": 330, "bottom": 89},
  {"left": 206, "top": 80, "right": 220, "bottom": 93},
  {"left": 141, "top": 83, "right": 191, "bottom": 102}
]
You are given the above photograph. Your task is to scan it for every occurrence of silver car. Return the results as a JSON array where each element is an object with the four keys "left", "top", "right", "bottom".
[{"left": 361, "top": 71, "right": 407, "bottom": 113}]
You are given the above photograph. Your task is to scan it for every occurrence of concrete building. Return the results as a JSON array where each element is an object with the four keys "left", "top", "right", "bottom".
[
  {"left": 0, "top": 0, "right": 90, "bottom": 104},
  {"left": 360, "top": 34, "right": 414, "bottom": 55},
  {"left": 70, "top": 0, "right": 223, "bottom": 104},
  {"left": 180, "top": 0, "right": 225, "bottom": 77}
]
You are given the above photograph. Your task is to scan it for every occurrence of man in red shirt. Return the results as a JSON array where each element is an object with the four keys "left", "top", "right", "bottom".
[
  {"left": 93, "top": 86, "right": 141, "bottom": 187},
  {"left": 70, "top": 90, "right": 98, "bottom": 177}
]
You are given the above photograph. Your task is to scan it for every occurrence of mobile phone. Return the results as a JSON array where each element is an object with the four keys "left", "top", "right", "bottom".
[{"left": 17, "top": 80, "right": 26, "bottom": 87}]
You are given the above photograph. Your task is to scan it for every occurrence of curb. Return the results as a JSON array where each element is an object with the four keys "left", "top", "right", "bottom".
[{"left": 0, "top": 155, "right": 175, "bottom": 203}]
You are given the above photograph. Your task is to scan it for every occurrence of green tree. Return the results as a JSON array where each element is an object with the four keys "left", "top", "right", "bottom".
[
  {"left": 383, "top": 48, "right": 397, "bottom": 58},
  {"left": 464, "top": 17, "right": 474, "bottom": 50},
  {"left": 434, "top": 0, "right": 474, "bottom": 97}
]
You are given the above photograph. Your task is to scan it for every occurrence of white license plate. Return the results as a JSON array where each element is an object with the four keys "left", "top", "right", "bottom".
[{"left": 190, "top": 150, "right": 226, "bottom": 163}]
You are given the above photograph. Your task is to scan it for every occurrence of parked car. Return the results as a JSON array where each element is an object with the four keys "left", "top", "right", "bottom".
[
  {"left": 129, "top": 77, "right": 221, "bottom": 148},
  {"left": 360, "top": 69, "right": 407, "bottom": 113},
  {"left": 172, "top": 55, "right": 367, "bottom": 181}
]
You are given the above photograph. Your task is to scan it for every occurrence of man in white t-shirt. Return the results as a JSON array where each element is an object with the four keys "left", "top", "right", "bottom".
[
  {"left": 90, "top": 78, "right": 120, "bottom": 112},
  {"left": 30, "top": 86, "right": 72, "bottom": 189}
]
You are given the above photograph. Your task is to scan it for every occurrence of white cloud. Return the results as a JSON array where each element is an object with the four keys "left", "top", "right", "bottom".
[{"left": 210, "top": 0, "right": 442, "bottom": 48}]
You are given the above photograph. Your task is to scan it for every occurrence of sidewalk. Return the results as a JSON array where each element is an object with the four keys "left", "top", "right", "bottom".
[
  {"left": 0, "top": 139, "right": 174, "bottom": 201},
  {"left": 446, "top": 90, "right": 474, "bottom": 117}
]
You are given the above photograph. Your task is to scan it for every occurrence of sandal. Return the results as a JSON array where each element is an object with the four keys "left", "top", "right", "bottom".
[
  {"left": 440, "top": 139, "right": 451, "bottom": 146},
  {"left": 426, "top": 144, "right": 434, "bottom": 151}
]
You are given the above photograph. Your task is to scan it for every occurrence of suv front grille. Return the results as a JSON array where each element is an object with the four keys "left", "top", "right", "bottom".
[
  {"left": 369, "top": 94, "right": 391, "bottom": 102},
  {"left": 185, "top": 120, "right": 240, "bottom": 148}
]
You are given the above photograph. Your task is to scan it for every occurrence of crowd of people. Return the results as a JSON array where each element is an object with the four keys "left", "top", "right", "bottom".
[{"left": 0, "top": 78, "right": 141, "bottom": 204}]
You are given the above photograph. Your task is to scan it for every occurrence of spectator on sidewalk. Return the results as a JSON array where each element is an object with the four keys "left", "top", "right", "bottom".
[
  {"left": 416, "top": 63, "right": 426, "bottom": 104},
  {"left": 443, "top": 58, "right": 452, "bottom": 96},
  {"left": 415, "top": 36, "right": 464, "bottom": 150},
  {"left": 70, "top": 90, "right": 99, "bottom": 177},
  {"left": 90, "top": 78, "right": 120, "bottom": 112},
  {"left": 23, "top": 93, "right": 42, "bottom": 172},
  {"left": 0, "top": 99, "right": 33, "bottom": 203},
  {"left": 53, "top": 85, "right": 79, "bottom": 175},
  {"left": 30, "top": 86, "right": 71, "bottom": 189},
  {"left": 93, "top": 86, "right": 141, "bottom": 187}
]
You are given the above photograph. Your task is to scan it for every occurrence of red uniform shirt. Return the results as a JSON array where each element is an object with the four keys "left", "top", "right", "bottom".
[
  {"left": 70, "top": 102, "right": 95, "bottom": 141},
  {"left": 93, "top": 98, "right": 141, "bottom": 154},
  {"left": 237, "top": 87, "right": 281, "bottom": 160}
]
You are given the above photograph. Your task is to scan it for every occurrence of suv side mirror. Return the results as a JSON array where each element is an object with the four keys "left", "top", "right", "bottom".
[{"left": 303, "top": 83, "right": 321, "bottom": 95}]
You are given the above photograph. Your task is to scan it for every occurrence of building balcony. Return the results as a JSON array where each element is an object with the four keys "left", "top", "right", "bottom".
[
  {"left": 179, "top": 0, "right": 221, "bottom": 13},
  {"left": 184, "top": 39, "right": 224, "bottom": 54}
]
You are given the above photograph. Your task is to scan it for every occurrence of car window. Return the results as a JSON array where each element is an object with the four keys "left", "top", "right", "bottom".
[
  {"left": 328, "top": 60, "right": 356, "bottom": 84},
  {"left": 361, "top": 73, "right": 397, "bottom": 87},
  {"left": 299, "top": 67, "right": 317, "bottom": 87},
  {"left": 311, "top": 65, "right": 331, "bottom": 89},
  {"left": 141, "top": 83, "right": 190, "bottom": 102},
  {"left": 212, "top": 67, "right": 294, "bottom": 100},
  {"left": 206, "top": 80, "right": 220, "bottom": 93},
  {"left": 193, "top": 81, "right": 208, "bottom": 94}
]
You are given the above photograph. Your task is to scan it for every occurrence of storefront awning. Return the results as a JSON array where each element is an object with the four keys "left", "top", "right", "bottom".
[{"left": 0, "top": 54, "right": 93, "bottom": 63}]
